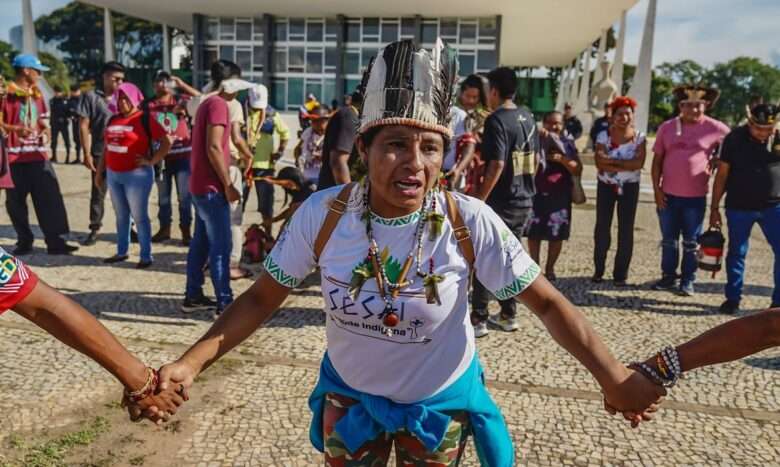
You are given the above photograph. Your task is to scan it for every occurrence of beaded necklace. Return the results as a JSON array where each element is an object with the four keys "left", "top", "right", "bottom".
[{"left": 349, "top": 182, "right": 445, "bottom": 335}]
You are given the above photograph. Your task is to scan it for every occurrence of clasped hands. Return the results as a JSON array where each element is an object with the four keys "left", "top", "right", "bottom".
[
  {"left": 123, "top": 361, "right": 196, "bottom": 424},
  {"left": 601, "top": 362, "right": 668, "bottom": 428}
]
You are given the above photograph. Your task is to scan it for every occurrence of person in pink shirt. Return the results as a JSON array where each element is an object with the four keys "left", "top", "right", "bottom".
[{"left": 651, "top": 85, "right": 730, "bottom": 296}]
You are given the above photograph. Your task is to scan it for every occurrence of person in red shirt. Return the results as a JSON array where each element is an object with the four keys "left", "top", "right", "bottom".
[
  {"left": 96, "top": 83, "right": 172, "bottom": 268},
  {"left": 147, "top": 70, "right": 201, "bottom": 246},
  {"left": 1, "top": 54, "right": 77, "bottom": 256}
]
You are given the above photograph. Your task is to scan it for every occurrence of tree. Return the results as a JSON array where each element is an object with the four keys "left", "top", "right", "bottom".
[
  {"left": 656, "top": 60, "right": 707, "bottom": 85},
  {"left": 705, "top": 57, "right": 780, "bottom": 125},
  {"left": 621, "top": 64, "right": 675, "bottom": 131},
  {"left": 0, "top": 41, "right": 16, "bottom": 79},
  {"left": 40, "top": 52, "right": 71, "bottom": 91}
]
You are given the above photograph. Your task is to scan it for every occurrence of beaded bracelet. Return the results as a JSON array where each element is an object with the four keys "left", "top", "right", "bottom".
[{"left": 123, "top": 367, "right": 159, "bottom": 404}]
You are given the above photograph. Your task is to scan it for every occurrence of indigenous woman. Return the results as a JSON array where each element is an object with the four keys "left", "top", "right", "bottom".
[
  {"left": 528, "top": 111, "right": 582, "bottom": 282},
  {"left": 592, "top": 96, "right": 647, "bottom": 285},
  {"left": 96, "top": 83, "right": 172, "bottom": 268},
  {"left": 446, "top": 74, "right": 490, "bottom": 195},
  {"left": 153, "top": 40, "right": 662, "bottom": 465}
]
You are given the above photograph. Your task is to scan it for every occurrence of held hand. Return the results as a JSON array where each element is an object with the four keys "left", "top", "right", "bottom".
[
  {"left": 654, "top": 189, "right": 667, "bottom": 210},
  {"left": 158, "top": 360, "right": 197, "bottom": 397},
  {"left": 84, "top": 155, "right": 97, "bottom": 172},
  {"left": 124, "top": 385, "right": 186, "bottom": 424},
  {"left": 602, "top": 366, "right": 666, "bottom": 428},
  {"left": 225, "top": 185, "right": 241, "bottom": 203},
  {"left": 16, "top": 126, "right": 33, "bottom": 138},
  {"left": 709, "top": 209, "right": 722, "bottom": 229},
  {"left": 272, "top": 151, "right": 283, "bottom": 163}
]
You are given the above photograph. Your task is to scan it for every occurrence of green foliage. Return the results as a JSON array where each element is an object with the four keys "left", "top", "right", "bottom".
[
  {"left": 7, "top": 416, "right": 110, "bottom": 467},
  {"left": 40, "top": 52, "right": 70, "bottom": 91},
  {"left": 0, "top": 41, "right": 15, "bottom": 79},
  {"left": 705, "top": 57, "right": 780, "bottom": 125}
]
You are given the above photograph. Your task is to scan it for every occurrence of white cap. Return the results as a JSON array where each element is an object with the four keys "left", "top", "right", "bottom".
[
  {"left": 249, "top": 84, "right": 269, "bottom": 109},
  {"left": 220, "top": 78, "right": 255, "bottom": 94}
]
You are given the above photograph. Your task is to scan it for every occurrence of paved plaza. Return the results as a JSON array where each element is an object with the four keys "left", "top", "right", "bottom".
[{"left": 1, "top": 142, "right": 779, "bottom": 466}]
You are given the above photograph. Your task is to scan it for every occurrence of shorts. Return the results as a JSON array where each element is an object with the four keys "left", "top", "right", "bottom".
[{"left": 0, "top": 250, "right": 39, "bottom": 313}]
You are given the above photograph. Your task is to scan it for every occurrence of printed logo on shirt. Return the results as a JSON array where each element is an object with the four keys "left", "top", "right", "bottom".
[
  {"left": 0, "top": 252, "right": 18, "bottom": 285},
  {"left": 500, "top": 230, "right": 523, "bottom": 264}
]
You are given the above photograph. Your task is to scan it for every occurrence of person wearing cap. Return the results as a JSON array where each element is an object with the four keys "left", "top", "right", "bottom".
[
  {"left": 710, "top": 103, "right": 780, "bottom": 314},
  {"left": 181, "top": 65, "right": 254, "bottom": 315},
  {"left": 146, "top": 70, "right": 200, "bottom": 246},
  {"left": 294, "top": 105, "right": 329, "bottom": 190},
  {"left": 298, "top": 93, "right": 320, "bottom": 132},
  {"left": 1, "top": 54, "right": 77, "bottom": 256},
  {"left": 246, "top": 84, "right": 289, "bottom": 234},
  {"left": 77, "top": 61, "right": 126, "bottom": 246},
  {"left": 149, "top": 39, "right": 663, "bottom": 465},
  {"left": 651, "top": 85, "right": 730, "bottom": 296}
]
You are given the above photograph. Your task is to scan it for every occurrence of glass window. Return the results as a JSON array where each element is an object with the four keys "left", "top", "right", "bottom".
[
  {"left": 325, "top": 47, "right": 339, "bottom": 70},
  {"left": 323, "top": 78, "right": 337, "bottom": 107},
  {"left": 459, "top": 52, "right": 475, "bottom": 76},
  {"left": 203, "top": 48, "right": 218, "bottom": 71},
  {"left": 289, "top": 19, "right": 305, "bottom": 40},
  {"left": 440, "top": 19, "right": 457, "bottom": 38},
  {"left": 288, "top": 46, "right": 305, "bottom": 71},
  {"left": 219, "top": 45, "right": 234, "bottom": 61},
  {"left": 381, "top": 22, "right": 399, "bottom": 43},
  {"left": 206, "top": 19, "right": 219, "bottom": 41},
  {"left": 273, "top": 48, "right": 286, "bottom": 72},
  {"left": 306, "top": 50, "right": 323, "bottom": 74},
  {"left": 479, "top": 18, "right": 496, "bottom": 39},
  {"left": 274, "top": 21, "right": 287, "bottom": 42},
  {"left": 253, "top": 17, "right": 264, "bottom": 41},
  {"left": 477, "top": 49, "right": 497, "bottom": 71},
  {"left": 362, "top": 18, "right": 379, "bottom": 39},
  {"left": 305, "top": 79, "right": 322, "bottom": 103},
  {"left": 287, "top": 77, "right": 304, "bottom": 109},
  {"left": 253, "top": 46, "right": 264, "bottom": 72},
  {"left": 236, "top": 48, "right": 252, "bottom": 71},
  {"left": 326, "top": 18, "right": 340, "bottom": 41},
  {"left": 236, "top": 20, "right": 252, "bottom": 41},
  {"left": 422, "top": 21, "right": 438, "bottom": 43},
  {"left": 307, "top": 21, "right": 324, "bottom": 42},
  {"left": 362, "top": 48, "right": 378, "bottom": 70},
  {"left": 220, "top": 18, "right": 234, "bottom": 40},
  {"left": 401, "top": 18, "right": 416, "bottom": 38},
  {"left": 272, "top": 78, "right": 286, "bottom": 110},
  {"left": 345, "top": 50, "right": 360, "bottom": 74},
  {"left": 460, "top": 24, "right": 476, "bottom": 44},
  {"left": 345, "top": 78, "right": 361, "bottom": 96},
  {"left": 347, "top": 21, "right": 361, "bottom": 43}
]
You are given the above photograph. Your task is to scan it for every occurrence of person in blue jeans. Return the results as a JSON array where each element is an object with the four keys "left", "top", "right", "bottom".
[
  {"left": 710, "top": 103, "right": 780, "bottom": 314},
  {"left": 96, "top": 82, "right": 172, "bottom": 268},
  {"left": 157, "top": 158, "right": 193, "bottom": 245},
  {"left": 651, "top": 85, "right": 730, "bottom": 296}
]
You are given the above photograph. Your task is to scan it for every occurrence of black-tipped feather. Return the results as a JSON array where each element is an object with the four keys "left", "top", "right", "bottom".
[
  {"left": 432, "top": 44, "right": 458, "bottom": 129},
  {"left": 382, "top": 40, "right": 416, "bottom": 119}
]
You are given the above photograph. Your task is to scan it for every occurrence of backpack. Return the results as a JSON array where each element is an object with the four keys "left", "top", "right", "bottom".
[{"left": 243, "top": 224, "right": 274, "bottom": 263}]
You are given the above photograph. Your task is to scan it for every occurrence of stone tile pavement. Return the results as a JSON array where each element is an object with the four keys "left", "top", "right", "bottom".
[{"left": 0, "top": 157, "right": 779, "bottom": 466}]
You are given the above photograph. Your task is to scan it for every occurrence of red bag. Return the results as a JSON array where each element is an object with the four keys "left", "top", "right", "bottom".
[{"left": 243, "top": 224, "right": 274, "bottom": 263}]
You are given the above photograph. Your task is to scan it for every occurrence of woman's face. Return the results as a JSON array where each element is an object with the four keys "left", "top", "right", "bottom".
[
  {"left": 748, "top": 123, "right": 775, "bottom": 143},
  {"left": 358, "top": 125, "right": 445, "bottom": 216},
  {"left": 460, "top": 87, "right": 481, "bottom": 110},
  {"left": 611, "top": 106, "right": 634, "bottom": 129},
  {"left": 117, "top": 92, "right": 135, "bottom": 116}
]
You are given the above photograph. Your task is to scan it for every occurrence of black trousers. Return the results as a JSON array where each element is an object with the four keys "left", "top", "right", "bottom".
[
  {"left": 51, "top": 123, "right": 70, "bottom": 162},
  {"left": 471, "top": 205, "right": 533, "bottom": 322},
  {"left": 89, "top": 155, "right": 108, "bottom": 231},
  {"left": 593, "top": 181, "right": 640, "bottom": 281},
  {"left": 5, "top": 160, "right": 70, "bottom": 249},
  {"left": 70, "top": 119, "right": 81, "bottom": 161}
]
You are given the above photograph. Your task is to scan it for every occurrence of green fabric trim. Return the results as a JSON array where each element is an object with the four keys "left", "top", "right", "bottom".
[
  {"left": 263, "top": 255, "right": 302, "bottom": 288},
  {"left": 493, "top": 263, "right": 541, "bottom": 301},
  {"left": 369, "top": 210, "right": 421, "bottom": 227}
]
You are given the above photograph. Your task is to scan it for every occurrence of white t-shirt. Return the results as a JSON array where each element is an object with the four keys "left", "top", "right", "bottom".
[
  {"left": 443, "top": 107, "right": 468, "bottom": 172},
  {"left": 264, "top": 184, "right": 541, "bottom": 403},
  {"left": 299, "top": 127, "right": 324, "bottom": 183},
  {"left": 596, "top": 130, "right": 646, "bottom": 186}
]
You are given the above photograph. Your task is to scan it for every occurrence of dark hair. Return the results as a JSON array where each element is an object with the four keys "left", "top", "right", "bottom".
[
  {"left": 543, "top": 110, "right": 562, "bottom": 122},
  {"left": 359, "top": 125, "right": 451, "bottom": 158},
  {"left": 53, "top": 84, "right": 63, "bottom": 93},
  {"left": 210, "top": 60, "right": 241, "bottom": 87},
  {"left": 154, "top": 70, "right": 172, "bottom": 82},
  {"left": 101, "top": 61, "right": 125, "bottom": 75},
  {"left": 486, "top": 67, "right": 518, "bottom": 100},
  {"left": 460, "top": 74, "right": 489, "bottom": 108}
]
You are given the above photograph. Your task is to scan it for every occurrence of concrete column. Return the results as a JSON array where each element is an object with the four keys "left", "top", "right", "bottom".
[
  {"left": 574, "top": 49, "right": 592, "bottom": 115},
  {"left": 104, "top": 8, "right": 116, "bottom": 62},
  {"left": 495, "top": 15, "right": 502, "bottom": 65},
  {"left": 162, "top": 23, "right": 172, "bottom": 72},
  {"left": 413, "top": 15, "right": 423, "bottom": 45},
  {"left": 612, "top": 10, "right": 627, "bottom": 94},
  {"left": 263, "top": 14, "right": 274, "bottom": 89},
  {"left": 192, "top": 14, "right": 204, "bottom": 89},
  {"left": 568, "top": 53, "right": 583, "bottom": 107},
  {"left": 21, "top": 0, "right": 38, "bottom": 55},
  {"left": 592, "top": 28, "right": 608, "bottom": 84},
  {"left": 628, "top": 0, "right": 657, "bottom": 134},
  {"left": 555, "top": 65, "right": 570, "bottom": 111}
]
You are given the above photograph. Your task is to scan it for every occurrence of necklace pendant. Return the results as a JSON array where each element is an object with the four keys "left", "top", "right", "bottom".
[{"left": 383, "top": 310, "right": 400, "bottom": 328}]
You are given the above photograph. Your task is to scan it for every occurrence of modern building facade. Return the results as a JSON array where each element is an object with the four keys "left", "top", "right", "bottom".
[{"left": 193, "top": 15, "right": 500, "bottom": 110}]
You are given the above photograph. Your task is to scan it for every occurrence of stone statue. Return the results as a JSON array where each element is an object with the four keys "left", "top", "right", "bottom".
[{"left": 590, "top": 61, "right": 618, "bottom": 116}]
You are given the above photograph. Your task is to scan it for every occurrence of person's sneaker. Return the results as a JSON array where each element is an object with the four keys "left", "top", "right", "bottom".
[
  {"left": 13, "top": 244, "right": 33, "bottom": 255},
  {"left": 151, "top": 225, "right": 171, "bottom": 243},
  {"left": 82, "top": 230, "right": 99, "bottom": 246},
  {"left": 678, "top": 282, "right": 695, "bottom": 297},
  {"left": 613, "top": 279, "right": 629, "bottom": 287},
  {"left": 473, "top": 321, "right": 489, "bottom": 338},
  {"left": 212, "top": 307, "right": 225, "bottom": 320},
  {"left": 136, "top": 260, "right": 153, "bottom": 269},
  {"left": 591, "top": 275, "right": 604, "bottom": 284},
  {"left": 652, "top": 276, "right": 677, "bottom": 291},
  {"left": 488, "top": 314, "right": 519, "bottom": 332},
  {"left": 103, "top": 254, "right": 129, "bottom": 264},
  {"left": 719, "top": 300, "right": 740, "bottom": 315},
  {"left": 47, "top": 243, "right": 79, "bottom": 255},
  {"left": 181, "top": 296, "right": 217, "bottom": 314}
]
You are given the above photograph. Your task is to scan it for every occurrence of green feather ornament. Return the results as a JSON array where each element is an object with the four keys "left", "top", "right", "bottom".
[{"left": 427, "top": 212, "right": 445, "bottom": 238}]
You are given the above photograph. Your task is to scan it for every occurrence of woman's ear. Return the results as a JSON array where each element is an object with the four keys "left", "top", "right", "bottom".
[{"left": 356, "top": 135, "right": 369, "bottom": 166}]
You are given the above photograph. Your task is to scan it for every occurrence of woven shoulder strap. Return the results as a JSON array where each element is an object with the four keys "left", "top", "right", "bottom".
[
  {"left": 443, "top": 190, "right": 476, "bottom": 270},
  {"left": 313, "top": 183, "right": 357, "bottom": 263}
]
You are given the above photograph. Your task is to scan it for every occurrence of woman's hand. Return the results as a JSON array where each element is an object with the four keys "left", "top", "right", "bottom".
[
  {"left": 125, "top": 384, "right": 187, "bottom": 424},
  {"left": 601, "top": 366, "right": 666, "bottom": 428},
  {"left": 709, "top": 209, "right": 722, "bottom": 229}
]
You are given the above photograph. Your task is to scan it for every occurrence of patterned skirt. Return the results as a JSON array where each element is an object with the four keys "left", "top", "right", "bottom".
[{"left": 527, "top": 192, "right": 572, "bottom": 241}]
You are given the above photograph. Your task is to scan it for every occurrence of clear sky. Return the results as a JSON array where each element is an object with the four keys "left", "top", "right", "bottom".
[{"left": 1, "top": 0, "right": 778, "bottom": 68}]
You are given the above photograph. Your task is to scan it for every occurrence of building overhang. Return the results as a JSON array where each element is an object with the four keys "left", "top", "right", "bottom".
[{"left": 80, "top": 0, "right": 638, "bottom": 67}]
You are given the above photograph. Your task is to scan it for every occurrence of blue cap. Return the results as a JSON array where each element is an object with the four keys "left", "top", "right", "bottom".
[{"left": 11, "top": 54, "right": 49, "bottom": 72}]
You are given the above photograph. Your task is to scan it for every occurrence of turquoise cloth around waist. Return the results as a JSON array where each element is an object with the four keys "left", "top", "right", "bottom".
[{"left": 308, "top": 353, "right": 514, "bottom": 466}]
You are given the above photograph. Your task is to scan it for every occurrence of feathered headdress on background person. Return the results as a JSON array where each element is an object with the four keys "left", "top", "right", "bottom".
[
  {"left": 358, "top": 39, "right": 458, "bottom": 137},
  {"left": 673, "top": 84, "right": 720, "bottom": 106},
  {"left": 747, "top": 103, "right": 779, "bottom": 128}
]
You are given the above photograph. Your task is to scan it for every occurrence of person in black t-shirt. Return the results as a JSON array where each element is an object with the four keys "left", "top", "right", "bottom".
[
  {"left": 471, "top": 67, "right": 539, "bottom": 337},
  {"left": 67, "top": 88, "right": 82, "bottom": 163},
  {"left": 49, "top": 85, "right": 70, "bottom": 163},
  {"left": 590, "top": 102, "right": 612, "bottom": 149},
  {"left": 710, "top": 103, "right": 780, "bottom": 314},
  {"left": 317, "top": 91, "right": 362, "bottom": 191},
  {"left": 564, "top": 103, "right": 583, "bottom": 140}
]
